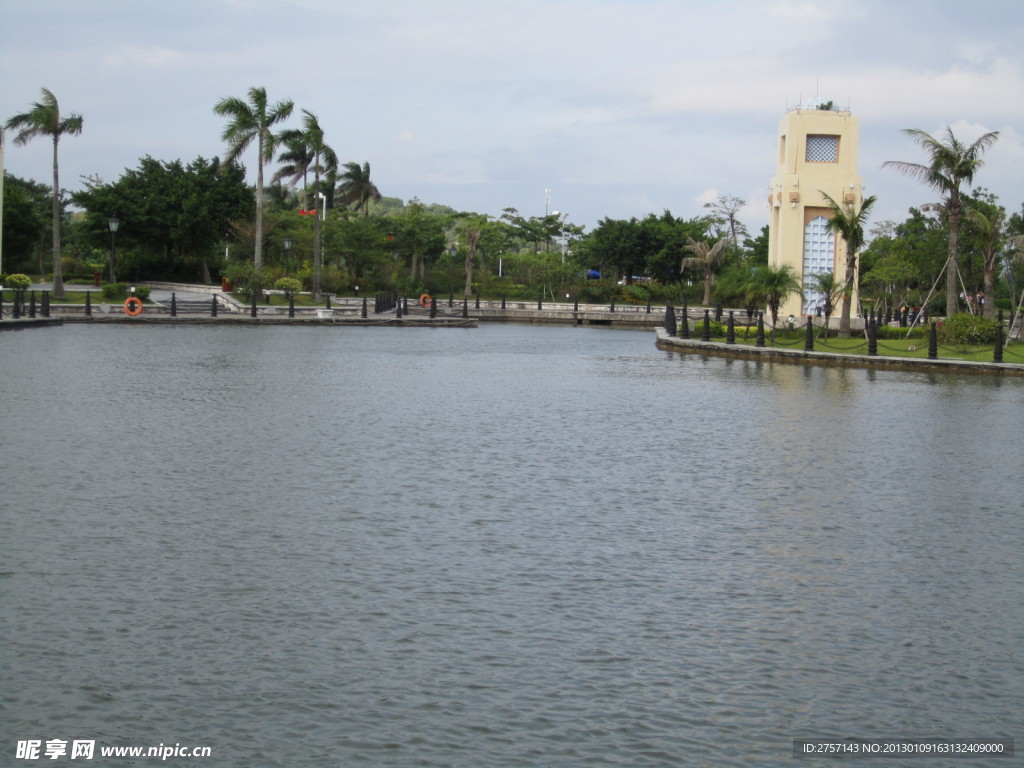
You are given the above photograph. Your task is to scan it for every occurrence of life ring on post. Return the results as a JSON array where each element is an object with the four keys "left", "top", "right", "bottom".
[
  {"left": 419, "top": 293, "right": 431, "bottom": 308},
  {"left": 124, "top": 297, "right": 143, "bottom": 316}
]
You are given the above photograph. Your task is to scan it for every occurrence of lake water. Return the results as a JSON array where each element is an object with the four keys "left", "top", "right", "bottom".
[{"left": 1, "top": 323, "right": 1021, "bottom": 767}]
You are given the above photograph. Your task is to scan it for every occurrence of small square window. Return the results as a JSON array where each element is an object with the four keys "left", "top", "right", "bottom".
[{"left": 806, "top": 135, "right": 839, "bottom": 162}]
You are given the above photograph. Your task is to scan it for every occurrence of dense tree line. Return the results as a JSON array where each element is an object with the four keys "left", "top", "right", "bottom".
[{"left": 4, "top": 86, "right": 1022, "bottom": 317}]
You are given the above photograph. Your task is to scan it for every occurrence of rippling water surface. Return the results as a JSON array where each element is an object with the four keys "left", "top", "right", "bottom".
[{"left": 2, "top": 324, "right": 1021, "bottom": 766}]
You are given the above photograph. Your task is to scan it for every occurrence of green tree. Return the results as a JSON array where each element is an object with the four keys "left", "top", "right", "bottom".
[
  {"left": 753, "top": 263, "right": 802, "bottom": 329},
  {"left": 336, "top": 161, "right": 381, "bottom": 216},
  {"left": 284, "top": 110, "right": 337, "bottom": 300},
  {"left": 5, "top": 87, "right": 84, "bottom": 298},
  {"left": 1, "top": 172, "right": 49, "bottom": 272},
  {"left": 805, "top": 271, "right": 844, "bottom": 334},
  {"left": 214, "top": 86, "right": 294, "bottom": 270},
  {"left": 72, "top": 156, "right": 252, "bottom": 283},
  {"left": 821, "top": 192, "right": 876, "bottom": 336},
  {"left": 273, "top": 131, "right": 315, "bottom": 211},
  {"left": 883, "top": 126, "right": 999, "bottom": 317},
  {"left": 680, "top": 236, "right": 730, "bottom": 305}
]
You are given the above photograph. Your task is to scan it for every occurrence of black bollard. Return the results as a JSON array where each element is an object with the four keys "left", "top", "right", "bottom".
[
  {"left": 12, "top": 291, "right": 20, "bottom": 319},
  {"left": 250, "top": 291, "right": 257, "bottom": 318},
  {"left": 475, "top": 294, "right": 480, "bottom": 310},
  {"left": 868, "top": 320, "right": 878, "bottom": 356},
  {"left": 664, "top": 302, "right": 676, "bottom": 335},
  {"left": 726, "top": 311, "right": 735, "bottom": 344},
  {"left": 755, "top": 312, "right": 765, "bottom": 347},
  {"left": 462, "top": 297, "right": 468, "bottom": 318},
  {"left": 646, "top": 297, "right": 652, "bottom": 314},
  {"left": 714, "top": 302, "right": 723, "bottom": 322},
  {"left": 41, "top": 291, "right": 50, "bottom": 318},
  {"left": 501, "top": 295, "right": 506, "bottom": 309},
  {"left": 325, "top": 294, "right": 331, "bottom": 310},
  {"left": 994, "top": 322, "right": 1004, "bottom": 363},
  {"left": 362, "top": 297, "right": 368, "bottom": 318},
  {"left": 171, "top": 293, "right": 177, "bottom": 317},
  {"left": 610, "top": 296, "right": 616, "bottom": 313},
  {"left": 537, "top": 293, "right": 543, "bottom": 310},
  {"left": 928, "top": 322, "right": 938, "bottom": 359},
  {"left": 84, "top": 292, "right": 91, "bottom": 317},
  {"left": 573, "top": 298, "right": 579, "bottom": 313},
  {"left": 29, "top": 291, "right": 37, "bottom": 318},
  {"left": 0, "top": 290, "right": 4, "bottom": 319},
  {"left": 701, "top": 309, "right": 710, "bottom": 341},
  {"left": 211, "top": 296, "right": 218, "bottom": 317},
  {"left": 804, "top": 317, "right": 814, "bottom": 351},
  {"left": 289, "top": 293, "right": 295, "bottom": 318},
  {"left": 429, "top": 296, "right": 437, "bottom": 319}
]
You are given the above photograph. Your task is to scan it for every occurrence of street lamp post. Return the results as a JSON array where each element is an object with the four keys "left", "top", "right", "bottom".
[
  {"left": 108, "top": 217, "right": 120, "bottom": 282},
  {"left": 283, "top": 235, "right": 293, "bottom": 275}
]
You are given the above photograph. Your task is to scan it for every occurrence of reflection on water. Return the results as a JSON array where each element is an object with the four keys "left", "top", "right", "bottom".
[{"left": 2, "top": 324, "right": 1021, "bottom": 767}]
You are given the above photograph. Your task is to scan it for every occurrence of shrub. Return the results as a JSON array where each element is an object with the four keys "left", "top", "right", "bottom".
[
  {"left": 875, "top": 324, "right": 927, "bottom": 340},
  {"left": 5, "top": 273, "right": 32, "bottom": 290},
  {"left": 274, "top": 277, "right": 303, "bottom": 295},
  {"left": 938, "top": 313, "right": 1000, "bottom": 345},
  {"left": 102, "top": 283, "right": 128, "bottom": 300}
]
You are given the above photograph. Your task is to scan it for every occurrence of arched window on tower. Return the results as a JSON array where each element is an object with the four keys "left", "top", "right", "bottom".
[{"left": 803, "top": 216, "right": 834, "bottom": 315}]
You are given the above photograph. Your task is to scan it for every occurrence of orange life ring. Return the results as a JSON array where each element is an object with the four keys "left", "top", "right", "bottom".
[
  {"left": 419, "top": 293, "right": 431, "bottom": 307},
  {"left": 124, "top": 297, "right": 143, "bottom": 316}
]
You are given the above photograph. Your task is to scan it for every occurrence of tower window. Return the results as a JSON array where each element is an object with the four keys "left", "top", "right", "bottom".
[
  {"left": 806, "top": 134, "right": 839, "bottom": 162},
  {"left": 803, "top": 215, "right": 835, "bottom": 314}
]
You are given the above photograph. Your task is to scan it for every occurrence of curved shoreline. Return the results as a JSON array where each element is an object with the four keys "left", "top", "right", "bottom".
[{"left": 654, "top": 327, "right": 1024, "bottom": 377}]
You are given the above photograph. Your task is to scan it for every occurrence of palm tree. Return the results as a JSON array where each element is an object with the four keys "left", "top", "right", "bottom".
[
  {"left": 292, "top": 110, "right": 338, "bottom": 300},
  {"left": 214, "top": 87, "right": 294, "bottom": 269},
  {"left": 336, "top": 161, "right": 381, "bottom": 216},
  {"left": 273, "top": 131, "right": 315, "bottom": 211},
  {"left": 821, "top": 192, "right": 877, "bottom": 337},
  {"left": 883, "top": 126, "right": 999, "bottom": 318},
  {"left": 753, "top": 263, "right": 802, "bottom": 330},
  {"left": 805, "top": 271, "right": 845, "bottom": 336},
  {"left": 964, "top": 206, "right": 1005, "bottom": 319},
  {"left": 680, "top": 236, "right": 730, "bottom": 305},
  {"left": 5, "top": 88, "right": 83, "bottom": 298}
]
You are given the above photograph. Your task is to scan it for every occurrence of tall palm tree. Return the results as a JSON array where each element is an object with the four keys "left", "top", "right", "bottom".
[
  {"left": 821, "top": 191, "right": 877, "bottom": 337},
  {"left": 5, "top": 88, "right": 83, "bottom": 298},
  {"left": 273, "top": 131, "right": 315, "bottom": 211},
  {"left": 336, "top": 161, "right": 381, "bottom": 216},
  {"left": 883, "top": 126, "right": 999, "bottom": 318},
  {"left": 293, "top": 110, "right": 338, "bottom": 300},
  {"left": 680, "top": 236, "right": 730, "bottom": 305},
  {"left": 214, "top": 87, "right": 294, "bottom": 269}
]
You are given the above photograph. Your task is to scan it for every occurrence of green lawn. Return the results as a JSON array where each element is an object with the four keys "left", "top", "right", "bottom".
[{"left": 695, "top": 328, "right": 1024, "bottom": 364}]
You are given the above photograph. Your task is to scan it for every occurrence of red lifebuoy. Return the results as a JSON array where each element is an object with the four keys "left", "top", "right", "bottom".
[
  {"left": 419, "top": 294, "right": 431, "bottom": 308},
  {"left": 124, "top": 297, "right": 143, "bottom": 316}
]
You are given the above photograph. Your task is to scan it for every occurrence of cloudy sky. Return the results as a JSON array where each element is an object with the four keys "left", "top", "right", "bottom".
[{"left": 2, "top": 0, "right": 1022, "bottom": 236}]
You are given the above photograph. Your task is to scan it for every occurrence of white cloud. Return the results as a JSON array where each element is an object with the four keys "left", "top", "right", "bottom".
[{"left": 1, "top": 0, "right": 1021, "bottom": 231}]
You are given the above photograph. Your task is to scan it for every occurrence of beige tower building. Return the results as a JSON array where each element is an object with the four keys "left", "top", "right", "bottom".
[{"left": 767, "top": 99, "right": 863, "bottom": 321}]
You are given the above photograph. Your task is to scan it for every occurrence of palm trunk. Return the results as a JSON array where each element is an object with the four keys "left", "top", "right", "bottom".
[
  {"left": 983, "top": 261, "right": 996, "bottom": 320},
  {"left": 837, "top": 250, "right": 859, "bottom": 337},
  {"left": 702, "top": 269, "right": 712, "bottom": 305},
  {"left": 464, "top": 246, "right": 474, "bottom": 296},
  {"left": 946, "top": 202, "right": 960, "bottom": 318},
  {"left": 51, "top": 135, "right": 65, "bottom": 298},
  {"left": 312, "top": 211, "right": 322, "bottom": 301},
  {"left": 254, "top": 135, "right": 265, "bottom": 270}
]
